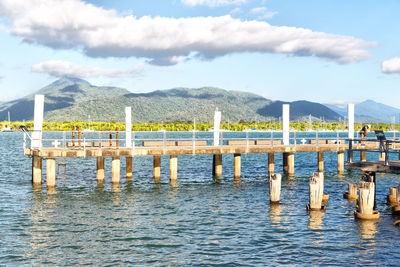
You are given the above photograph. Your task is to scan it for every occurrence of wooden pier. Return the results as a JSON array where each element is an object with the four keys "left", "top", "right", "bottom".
[
  {"left": 23, "top": 94, "right": 399, "bottom": 188},
  {"left": 25, "top": 142, "right": 385, "bottom": 187}
]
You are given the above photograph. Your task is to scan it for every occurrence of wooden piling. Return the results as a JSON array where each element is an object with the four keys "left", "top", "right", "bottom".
[
  {"left": 234, "top": 153, "right": 241, "bottom": 179},
  {"left": 344, "top": 183, "right": 358, "bottom": 199},
  {"left": 126, "top": 156, "right": 132, "bottom": 180},
  {"left": 307, "top": 172, "right": 325, "bottom": 211},
  {"left": 46, "top": 158, "right": 56, "bottom": 188},
  {"left": 268, "top": 153, "right": 274, "bottom": 175},
  {"left": 96, "top": 157, "right": 105, "bottom": 183},
  {"left": 360, "top": 151, "right": 366, "bottom": 162},
  {"left": 287, "top": 152, "right": 294, "bottom": 176},
  {"left": 111, "top": 156, "right": 120, "bottom": 184},
  {"left": 78, "top": 127, "right": 82, "bottom": 148},
  {"left": 32, "top": 156, "right": 42, "bottom": 185},
  {"left": 213, "top": 154, "right": 222, "bottom": 177},
  {"left": 283, "top": 152, "right": 288, "bottom": 173},
  {"left": 387, "top": 187, "right": 398, "bottom": 205},
  {"left": 379, "top": 152, "right": 386, "bottom": 162},
  {"left": 269, "top": 173, "right": 282, "bottom": 203},
  {"left": 153, "top": 156, "right": 161, "bottom": 183},
  {"left": 318, "top": 152, "right": 324, "bottom": 172},
  {"left": 170, "top": 155, "right": 178, "bottom": 184},
  {"left": 355, "top": 181, "right": 379, "bottom": 220},
  {"left": 337, "top": 151, "right": 344, "bottom": 174}
]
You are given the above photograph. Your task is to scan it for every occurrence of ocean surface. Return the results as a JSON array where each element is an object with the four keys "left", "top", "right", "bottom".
[{"left": 1, "top": 131, "right": 400, "bottom": 266}]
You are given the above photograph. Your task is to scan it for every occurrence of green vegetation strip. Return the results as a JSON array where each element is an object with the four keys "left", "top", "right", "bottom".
[{"left": 1, "top": 121, "right": 397, "bottom": 132}]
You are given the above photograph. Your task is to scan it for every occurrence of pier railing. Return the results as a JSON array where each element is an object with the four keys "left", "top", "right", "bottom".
[
  {"left": 347, "top": 138, "right": 400, "bottom": 166},
  {"left": 23, "top": 129, "right": 357, "bottom": 150}
]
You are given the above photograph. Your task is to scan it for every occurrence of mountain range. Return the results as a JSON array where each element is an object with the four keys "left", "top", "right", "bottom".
[{"left": 0, "top": 77, "right": 396, "bottom": 123}]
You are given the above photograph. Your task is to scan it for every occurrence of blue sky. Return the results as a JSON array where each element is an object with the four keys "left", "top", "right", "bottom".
[{"left": 1, "top": 0, "right": 400, "bottom": 107}]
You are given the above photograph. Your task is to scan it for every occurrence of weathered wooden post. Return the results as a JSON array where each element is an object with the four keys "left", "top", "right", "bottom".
[
  {"left": 318, "top": 152, "right": 324, "bottom": 172},
  {"left": 96, "top": 157, "right": 105, "bottom": 183},
  {"left": 391, "top": 184, "right": 400, "bottom": 214},
  {"left": 111, "top": 156, "right": 120, "bottom": 184},
  {"left": 387, "top": 187, "right": 397, "bottom": 205},
  {"left": 234, "top": 153, "right": 241, "bottom": 179},
  {"left": 32, "top": 156, "right": 42, "bottom": 185},
  {"left": 337, "top": 151, "right": 345, "bottom": 174},
  {"left": 46, "top": 158, "right": 56, "bottom": 188},
  {"left": 268, "top": 153, "right": 274, "bottom": 175},
  {"left": 116, "top": 128, "right": 119, "bottom": 148},
  {"left": 213, "top": 154, "right": 222, "bottom": 177},
  {"left": 344, "top": 183, "right": 358, "bottom": 199},
  {"left": 283, "top": 152, "right": 294, "bottom": 176},
  {"left": 269, "top": 173, "right": 282, "bottom": 203},
  {"left": 170, "top": 155, "right": 178, "bottom": 184},
  {"left": 360, "top": 151, "right": 367, "bottom": 162},
  {"left": 355, "top": 181, "right": 380, "bottom": 220},
  {"left": 153, "top": 156, "right": 161, "bottom": 183},
  {"left": 126, "top": 157, "right": 132, "bottom": 180},
  {"left": 307, "top": 172, "right": 326, "bottom": 211}
]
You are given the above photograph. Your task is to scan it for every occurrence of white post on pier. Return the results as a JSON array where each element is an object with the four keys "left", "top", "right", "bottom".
[
  {"left": 282, "top": 104, "right": 290, "bottom": 145},
  {"left": 32, "top": 95, "right": 44, "bottom": 149},
  {"left": 125, "top": 107, "right": 132, "bottom": 147},
  {"left": 213, "top": 108, "right": 221, "bottom": 146},
  {"left": 348, "top": 104, "right": 354, "bottom": 140}
]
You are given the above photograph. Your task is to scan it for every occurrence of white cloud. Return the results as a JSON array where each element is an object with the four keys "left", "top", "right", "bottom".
[
  {"left": 381, "top": 57, "right": 400, "bottom": 74},
  {"left": 0, "top": 0, "right": 375, "bottom": 65},
  {"left": 249, "top": 6, "right": 277, "bottom": 19},
  {"left": 181, "top": 0, "right": 249, "bottom": 7},
  {"left": 31, "top": 60, "right": 142, "bottom": 78},
  {"left": 249, "top": 7, "right": 267, "bottom": 14}
]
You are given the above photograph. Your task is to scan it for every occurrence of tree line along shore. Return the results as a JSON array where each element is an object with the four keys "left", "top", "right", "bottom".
[{"left": 0, "top": 121, "right": 398, "bottom": 132}]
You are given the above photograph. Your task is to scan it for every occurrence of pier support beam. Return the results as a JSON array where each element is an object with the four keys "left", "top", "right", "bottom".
[
  {"left": 46, "top": 158, "right": 56, "bottom": 188},
  {"left": 170, "top": 155, "right": 178, "bottom": 184},
  {"left": 337, "top": 152, "right": 345, "bottom": 174},
  {"left": 112, "top": 157, "right": 120, "bottom": 184},
  {"left": 283, "top": 152, "right": 294, "bottom": 176},
  {"left": 379, "top": 152, "right": 386, "bottom": 162},
  {"left": 126, "top": 156, "right": 132, "bottom": 180},
  {"left": 153, "top": 156, "right": 161, "bottom": 183},
  {"left": 234, "top": 153, "right": 241, "bottom": 179},
  {"left": 318, "top": 152, "right": 324, "bottom": 172},
  {"left": 268, "top": 153, "right": 275, "bottom": 175},
  {"left": 360, "top": 151, "right": 366, "bottom": 162},
  {"left": 213, "top": 154, "right": 222, "bottom": 177},
  {"left": 32, "top": 156, "right": 42, "bottom": 185},
  {"left": 96, "top": 157, "right": 105, "bottom": 183}
]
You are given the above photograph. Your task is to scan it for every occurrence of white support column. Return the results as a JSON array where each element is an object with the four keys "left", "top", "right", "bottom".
[
  {"left": 32, "top": 95, "right": 44, "bottom": 149},
  {"left": 213, "top": 108, "right": 221, "bottom": 146},
  {"left": 282, "top": 104, "right": 290, "bottom": 145},
  {"left": 125, "top": 106, "right": 132, "bottom": 147},
  {"left": 348, "top": 104, "right": 354, "bottom": 140}
]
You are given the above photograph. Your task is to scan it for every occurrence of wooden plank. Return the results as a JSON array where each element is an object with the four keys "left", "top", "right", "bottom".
[
  {"left": 227, "top": 140, "right": 255, "bottom": 145},
  {"left": 176, "top": 141, "right": 207, "bottom": 146},
  {"left": 255, "top": 140, "right": 282, "bottom": 145},
  {"left": 142, "top": 141, "right": 175, "bottom": 147}
]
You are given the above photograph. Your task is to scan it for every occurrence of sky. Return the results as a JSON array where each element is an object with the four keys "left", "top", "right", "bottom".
[{"left": 0, "top": 0, "right": 400, "bottom": 107}]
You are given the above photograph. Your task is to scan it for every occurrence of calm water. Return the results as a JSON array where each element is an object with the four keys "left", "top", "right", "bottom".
[{"left": 1, "top": 132, "right": 400, "bottom": 265}]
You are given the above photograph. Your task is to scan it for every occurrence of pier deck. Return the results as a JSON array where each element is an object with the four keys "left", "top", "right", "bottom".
[
  {"left": 24, "top": 143, "right": 352, "bottom": 158},
  {"left": 346, "top": 161, "right": 400, "bottom": 174}
]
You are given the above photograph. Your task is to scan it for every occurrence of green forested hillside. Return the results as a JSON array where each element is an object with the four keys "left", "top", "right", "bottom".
[{"left": 0, "top": 78, "right": 342, "bottom": 123}]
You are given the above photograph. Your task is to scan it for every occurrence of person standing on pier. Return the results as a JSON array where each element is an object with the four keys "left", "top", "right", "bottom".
[{"left": 359, "top": 124, "right": 371, "bottom": 139}]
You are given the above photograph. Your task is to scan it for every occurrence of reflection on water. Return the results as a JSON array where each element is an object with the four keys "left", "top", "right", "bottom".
[
  {"left": 308, "top": 210, "right": 325, "bottom": 230},
  {"left": 358, "top": 220, "right": 378, "bottom": 240},
  {"left": 269, "top": 203, "right": 281, "bottom": 224}
]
